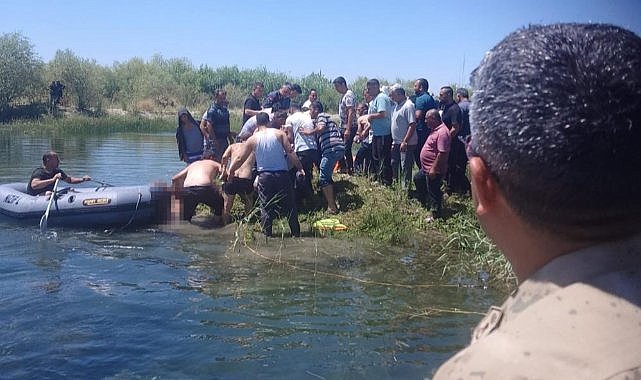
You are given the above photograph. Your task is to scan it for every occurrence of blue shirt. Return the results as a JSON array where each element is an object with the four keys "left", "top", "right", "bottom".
[
  {"left": 414, "top": 92, "right": 437, "bottom": 132},
  {"left": 205, "top": 103, "right": 230, "bottom": 139},
  {"left": 368, "top": 92, "right": 393, "bottom": 136}
]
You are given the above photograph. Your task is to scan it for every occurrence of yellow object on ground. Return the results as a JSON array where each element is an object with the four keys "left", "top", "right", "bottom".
[{"left": 312, "top": 218, "right": 348, "bottom": 231}]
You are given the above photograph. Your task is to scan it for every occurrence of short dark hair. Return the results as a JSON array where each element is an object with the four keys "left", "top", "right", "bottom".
[
  {"left": 470, "top": 23, "right": 641, "bottom": 239},
  {"left": 291, "top": 84, "right": 302, "bottom": 94},
  {"left": 416, "top": 78, "right": 429, "bottom": 92},
  {"left": 366, "top": 78, "right": 380, "bottom": 87},
  {"left": 214, "top": 88, "right": 226, "bottom": 97},
  {"left": 440, "top": 86, "right": 453, "bottom": 98},
  {"left": 256, "top": 112, "right": 270, "bottom": 126},
  {"left": 333, "top": 76, "right": 347, "bottom": 85},
  {"left": 310, "top": 101, "right": 324, "bottom": 113},
  {"left": 253, "top": 81, "right": 264, "bottom": 89},
  {"left": 456, "top": 87, "right": 469, "bottom": 98},
  {"left": 42, "top": 151, "right": 58, "bottom": 164}
]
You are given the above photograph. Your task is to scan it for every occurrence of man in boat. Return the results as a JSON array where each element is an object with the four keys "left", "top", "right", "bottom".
[
  {"left": 27, "top": 151, "right": 91, "bottom": 196},
  {"left": 171, "top": 150, "right": 224, "bottom": 223},
  {"left": 433, "top": 23, "right": 641, "bottom": 379}
]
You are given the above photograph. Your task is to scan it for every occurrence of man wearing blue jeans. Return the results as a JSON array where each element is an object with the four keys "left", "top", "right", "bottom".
[{"left": 301, "top": 101, "right": 345, "bottom": 214}]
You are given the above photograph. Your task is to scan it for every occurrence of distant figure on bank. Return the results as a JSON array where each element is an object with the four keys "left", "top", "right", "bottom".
[
  {"left": 171, "top": 150, "right": 224, "bottom": 223},
  {"left": 220, "top": 142, "right": 256, "bottom": 225},
  {"left": 28, "top": 151, "right": 91, "bottom": 196},
  {"left": 243, "top": 81, "right": 264, "bottom": 124},
  {"left": 48, "top": 80, "right": 65, "bottom": 114},
  {"left": 175, "top": 107, "right": 204, "bottom": 164},
  {"left": 228, "top": 112, "right": 305, "bottom": 237},
  {"left": 433, "top": 23, "right": 641, "bottom": 379}
]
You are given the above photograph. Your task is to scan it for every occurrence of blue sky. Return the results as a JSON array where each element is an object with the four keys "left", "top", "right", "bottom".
[{"left": 2, "top": 0, "right": 640, "bottom": 91}]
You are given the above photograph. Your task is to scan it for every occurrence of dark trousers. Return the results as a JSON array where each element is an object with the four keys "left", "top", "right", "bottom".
[
  {"left": 256, "top": 171, "right": 300, "bottom": 237},
  {"left": 293, "top": 149, "right": 319, "bottom": 201},
  {"left": 413, "top": 170, "right": 444, "bottom": 217},
  {"left": 354, "top": 142, "right": 376, "bottom": 175},
  {"left": 414, "top": 129, "right": 428, "bottom": 168},
  {"left": 372, "top": 134, "right": 393, "bottom": 186},
  {"left": 338, "top": 126, "right": 358, "bottom": 173},
  {"left": 181, "top": 186, "right": 223, "bottom": 221},
  {"left": 446, "top": 138, "right": 471, "bottom": 194}
]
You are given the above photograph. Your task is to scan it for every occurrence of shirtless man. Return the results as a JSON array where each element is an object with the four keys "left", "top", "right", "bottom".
[
  {"left": 220, "top": 142, "right": 256, "bottom": 224},
  {"left": 171, "top": 150, "right": 223, "bottom": 223}
]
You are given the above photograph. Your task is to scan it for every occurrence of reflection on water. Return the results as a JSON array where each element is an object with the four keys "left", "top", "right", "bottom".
[{"left": 0, "top": 130, "right": 503, "bottom": 379}]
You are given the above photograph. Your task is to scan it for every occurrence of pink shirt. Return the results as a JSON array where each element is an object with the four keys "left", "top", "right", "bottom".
[{"left": 420, "top": 123, "right": 451, "bottom": 173}]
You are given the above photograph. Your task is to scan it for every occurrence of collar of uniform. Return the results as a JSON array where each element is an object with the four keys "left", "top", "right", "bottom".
[{"left": 504, "top": 233, "right": 641, "bottom": 317}]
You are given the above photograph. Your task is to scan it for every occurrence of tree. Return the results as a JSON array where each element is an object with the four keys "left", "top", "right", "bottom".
[
  {"left": 47, "top": 49, "right": 103, "bottom": 112},
  {"left": 0, "top": 32, "right": 44, "bottom": 117}
]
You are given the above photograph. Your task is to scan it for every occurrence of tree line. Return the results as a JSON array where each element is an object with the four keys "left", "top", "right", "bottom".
[{"left": 1, "top": 32, "right": 411, "bottom": 121}]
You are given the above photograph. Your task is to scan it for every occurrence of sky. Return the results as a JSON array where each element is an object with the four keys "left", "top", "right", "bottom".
[{"left": 2, "top": 0, "right": 641, "bottom": 92}]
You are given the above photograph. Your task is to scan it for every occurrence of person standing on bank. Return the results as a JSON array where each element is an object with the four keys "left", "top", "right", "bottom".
[
  {"left": 203, "top": 89, "right": 234, "bottom": 162},
  {"left": 228, "top": 112, "right": 305, "bottom": 237},
  {"left": 28, "top": 151, "right": 91, "bottom": 196},
  {"left": 242, "top": 82, "right": 264, "bottom": 125},
  {"left": 413, "top": 78, "right": 438, "bottom": 167},
  {"left": 176, "top": 107, "right": 204, "bottom": 164},
  {"left": 301, "top": 101, "right": 345, "bottom": 214},
  {"left": 389, "top": 87, "right": 417, "bottom": 189},
  {"left": 433, "top": 23, "right": 641, "bottom": 379},
  {"left": 439, "top": 85, "right": 470, "bottom": 194},
  {"left": 333, "top": 76, "right": 358, "bottom": 174},
  {"left": 366, "top": 79, "right": 394, "bottom": 186},
  {"left": 412, "top": 109, "right": 450, "bottom": 220}
]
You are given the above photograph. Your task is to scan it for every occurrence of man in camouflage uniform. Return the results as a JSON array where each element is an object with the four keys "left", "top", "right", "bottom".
[{"left": 434, "top": 23, "right": 641, "bottom": 379}]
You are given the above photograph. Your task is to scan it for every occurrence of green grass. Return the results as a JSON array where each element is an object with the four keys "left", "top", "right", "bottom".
[
  {"left": 1, "top": 114, "right": 174, "bottom": 134},
  {"left": 221, "top": 172, "right": 514, "bottom": 286}
]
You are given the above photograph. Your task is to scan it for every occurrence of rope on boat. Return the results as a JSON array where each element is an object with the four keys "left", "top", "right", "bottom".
[{"left": 105, "top": 191, "right": 142, "bottom": 235}]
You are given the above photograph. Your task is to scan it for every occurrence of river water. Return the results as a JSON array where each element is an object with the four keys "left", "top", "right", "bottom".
[{"left": 0, "top": 129, "right": 503, "bottom": 379}]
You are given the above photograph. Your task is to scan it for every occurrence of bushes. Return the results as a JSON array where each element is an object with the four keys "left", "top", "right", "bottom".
[{"left": 0, "top": 32, "right": 44, "bottom": 119}]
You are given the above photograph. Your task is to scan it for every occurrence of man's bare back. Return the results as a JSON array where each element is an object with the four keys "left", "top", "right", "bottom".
[{"left": 174, "top": 159, "right": 221, "bottom": 188}]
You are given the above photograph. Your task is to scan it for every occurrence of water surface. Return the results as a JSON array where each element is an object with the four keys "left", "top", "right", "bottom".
[{"left": 0, "top": 129, "right": 502, "bottom": 379}]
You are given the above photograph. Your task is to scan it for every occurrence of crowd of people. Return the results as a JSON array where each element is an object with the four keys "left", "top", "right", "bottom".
[
  {"left": 173, "top": 76, "right": 477, "bottom": 234},
  {"left": 26, "top": 23, "right": 641, "bottom": 378}
]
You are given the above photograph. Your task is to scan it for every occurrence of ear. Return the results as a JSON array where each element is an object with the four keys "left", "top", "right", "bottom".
[{"left": 469, "top": 157, "right": 501, "bottom": 217}]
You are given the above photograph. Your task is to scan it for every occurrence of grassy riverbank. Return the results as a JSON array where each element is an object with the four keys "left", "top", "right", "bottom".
[
  {"left": 2, "top": 114, "right": 514, "bottom": 286},
  {"left": 229, "top": 173, "right": 514, "bottom": 287}
]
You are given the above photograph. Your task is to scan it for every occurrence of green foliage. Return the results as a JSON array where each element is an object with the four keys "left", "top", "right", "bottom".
[
  {"left": 47, "top": 49, "right": 104, "bottom": 112},
  {"left": 0, "top": 32, "right": 44, "bottom": 118},
  {"left": 432, "top": 196, "right": 514, "bottom": 285},
  {"left": 2, "top": 114, "right": 173, "bottom": 134}
]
